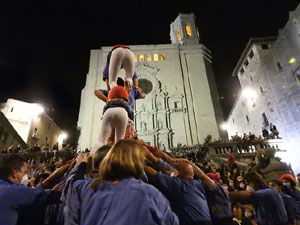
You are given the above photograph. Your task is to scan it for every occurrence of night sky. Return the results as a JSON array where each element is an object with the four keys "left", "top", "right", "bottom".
[{"left": 0, "top": 0, "right": 299, "bottom": 143}]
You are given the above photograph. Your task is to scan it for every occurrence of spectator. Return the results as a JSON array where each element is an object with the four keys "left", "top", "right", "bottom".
[
  {"left": 241, "top": 205, "right": 257, "bottom": 225},
  {"left": 269, "top": 123, "right": 280, "bottom": 139},
  {"left": 261, "top": 127, "right": 269, "bottom": 139},
  {"left": 280, "top": 174, "right": 300, "bottom": 200},
  {"left": 0, "top": 154, "right": 63, "bottom": 225},
  {"left": 206, "top": 173, "right": 235, "bottom": 225},
  {"left": 297, "top": 173, "right": 300, "bottom": 189},
  {"left": 269, "top": 180, "right": 300, "bottom": 224},
  {"left": 230, "top": 172, "right": 288, "bottom": 225}
]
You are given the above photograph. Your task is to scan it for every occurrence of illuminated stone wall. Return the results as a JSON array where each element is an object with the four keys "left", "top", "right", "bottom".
[
  {"left": 226, "top": 3, "right": 300, "bottom": 173},
  {"left": 0, "top": 98, "right": 62, "bottom": 149}
]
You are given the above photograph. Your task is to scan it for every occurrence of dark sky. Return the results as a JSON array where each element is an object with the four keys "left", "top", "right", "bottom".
[{"left": 0, "top": 0, "right": 299, "bottom": 140}]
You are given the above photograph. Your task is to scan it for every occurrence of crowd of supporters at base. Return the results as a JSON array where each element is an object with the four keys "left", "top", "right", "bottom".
[{"left": 0, "top": 137, "right": 299, "bottom": 225}]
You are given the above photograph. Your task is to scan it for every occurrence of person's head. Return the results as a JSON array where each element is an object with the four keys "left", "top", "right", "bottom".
[
  {"left": 117, "top": 77, "right": 125, "bottom": 87},
  {"left": 0, "top": 154, "right": 27, "bottom": 184},
  {"left": 244, "top": 206, "right": 254, "bottom": 219},
  {"left": 34, "top": 173, "right": 50, "bottom": 186},
  {"left": 280, "top": 174, "right": 297, "bottom": 190},
  {"left": 125, "top": 121, "right": 135, "bottom": 139},
  {"left": 93, "top": 145, "right": 111, "bottom": 169},
  {"left": 244, "top": 172, "right": 268, "bottom": 191},
  {"left": 173, "top": 161, "right": 194, "bottom": 179},
  {"left": 236, "top": 175, "right": 243, "bottom": 182},
  {"left": 269, "top": 180, "right": 282, "bottom": 192},
  {"left": 297, "top": 173, "right": 300, "bottom": 185},
  {"left": 228, "top": 179, "right": 235, "bottom": 188},
  {"left": 108, "top": 86, "right": 129, "bottom": 101},
  {"left": 237, "top": 180, "right": 246, "bottom": 190},
  {"left": 99, "top": 139, "right": 145, "bottom": 182}
]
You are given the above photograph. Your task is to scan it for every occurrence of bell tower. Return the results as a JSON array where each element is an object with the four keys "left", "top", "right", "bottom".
[{"left": 170, "top": 13, "right": 200, "bottom": 45}]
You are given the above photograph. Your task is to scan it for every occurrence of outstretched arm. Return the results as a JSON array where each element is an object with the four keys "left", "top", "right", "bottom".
[
  {"left": 229, "top": 191, "right": 254, "bottom": 204},
  {"left": 144, "top": 165, "right": 158, "bottom": 184}
]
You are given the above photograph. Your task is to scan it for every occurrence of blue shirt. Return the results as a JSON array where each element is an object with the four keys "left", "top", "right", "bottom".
[
  {"left": 252, "top": 188, "right": 288, "bottom": 225},
  {"left": 0, "top": 177, "right": 50, "bottom": 225},
  {"left": 155, "top": 172, "right": 211, "bottom": 224},
  {"left": 205, "top": 182, "right": 233, "bottom": 221},
  {"left": 282, "top": 192, "right": 300, "bottom": 222},
  {"left": 101, "top": 89, "right": 141, "bottom": 112},
  {"left": 64, "top": 177, "right": 178, "bottom": 225}
]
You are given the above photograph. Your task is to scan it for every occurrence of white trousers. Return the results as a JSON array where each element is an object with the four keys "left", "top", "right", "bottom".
[
  {"left": 92, "top": 107, "right": 128, "bottom": 154},
  {"left": 109, "top": 47, "right": 134, "bottom": 88}
]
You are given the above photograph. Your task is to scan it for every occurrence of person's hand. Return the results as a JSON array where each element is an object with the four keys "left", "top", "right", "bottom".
[
  {"left": 135, "top": 87, "right": 144, "bottom": 93},
  {"left": 52, "top": 183, "right": 62, "bottom": 191},
  {"left": 76, "top": 153, "right": 89, "bottom": 166}
]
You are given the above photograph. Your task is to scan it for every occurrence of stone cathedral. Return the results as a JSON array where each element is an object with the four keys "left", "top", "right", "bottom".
[{"left": 77, "top": 13, "right": 226, "bottom": 150}]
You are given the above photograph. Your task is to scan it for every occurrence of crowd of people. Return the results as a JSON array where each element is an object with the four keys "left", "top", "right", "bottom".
[
  {"left": 0, "top": 138, "right": 300, "bottom": 225},
  {"left": 1, "top": 45, "right": 299, "bottom": 225}
]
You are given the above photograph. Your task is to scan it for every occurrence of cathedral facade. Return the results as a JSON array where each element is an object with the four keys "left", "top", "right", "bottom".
[
  {"left": 77, "top": 13, "right": 226, "bottom": 150},
  {"left": 226, "top": 3, "right": 300, "bottom": 173}
]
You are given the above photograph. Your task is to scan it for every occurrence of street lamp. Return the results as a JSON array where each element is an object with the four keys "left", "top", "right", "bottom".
[
  {"left": 58, "top": 133, "right": 68, "bottom": 143},
  {"left": 242, "top": 88, "right": 256, "bottom": 105},
  {"left": 32, "top": 104, "right": 44, "bottom": 119},
  {"left": 221, "top": 123, "right": 228, "bottom": 130}
]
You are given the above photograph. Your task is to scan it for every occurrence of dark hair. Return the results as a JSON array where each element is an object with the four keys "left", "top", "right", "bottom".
[
  {"left": 34, "top": 173, "right": 50, "bottom": 186},
  {"left": 270, "top": 179, "right": 282, "bottom": 187},
  {"left": 244, "top": 172, "right": 268, "bottom": 190},
  {"left": 0, "top": 154, "right": 26, "bottom": 178},
  {"left": 297, "top": 173, "right": 300, "bottom": 177},
  {"left": 94, "top": 145, "right": 111, "bottom": 169},
  {"left": 117, "top": 77, "right": 125, "bottom": 87}
]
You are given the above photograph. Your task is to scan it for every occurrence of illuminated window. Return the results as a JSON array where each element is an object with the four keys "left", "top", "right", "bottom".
[
  {"left": 160, "top": 54, "right": 166, "bottom": 61},
  {"left": 139, "top": 55, "right": 144, "bottom": 61},
  {"left": 153, "top": 54, "right": 159, "bottom": 61},
  {"left": 176, "top": 29, "right": 181, "bottom": 41},
  {"left": 146, "top": 55, "right": 152, "bottom": 61},
  {"left": 134, "top": 55, "right": 137, "bottom": 62},
  {"left": 289, "top": 57, "right": 296, "bottom": 64},
  {"left": 185, "top": 24, "right": 192, "bottom": 37},
  {"left": 277, "top": 62, "right": 282, "bottom": 72},
  {"left": 249, "top": 50, "right": 254, "bottom": 58},
  {"left": 260, "top": 86, "right": 264, "bottom": 94}
]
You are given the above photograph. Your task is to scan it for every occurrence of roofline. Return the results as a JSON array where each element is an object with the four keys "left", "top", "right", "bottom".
[
  {"left": 232, "top": 37, "right": 277, "bottom": 76},
  {"left": 0, "top": 112, "right": 28, "bottom": 148}
]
